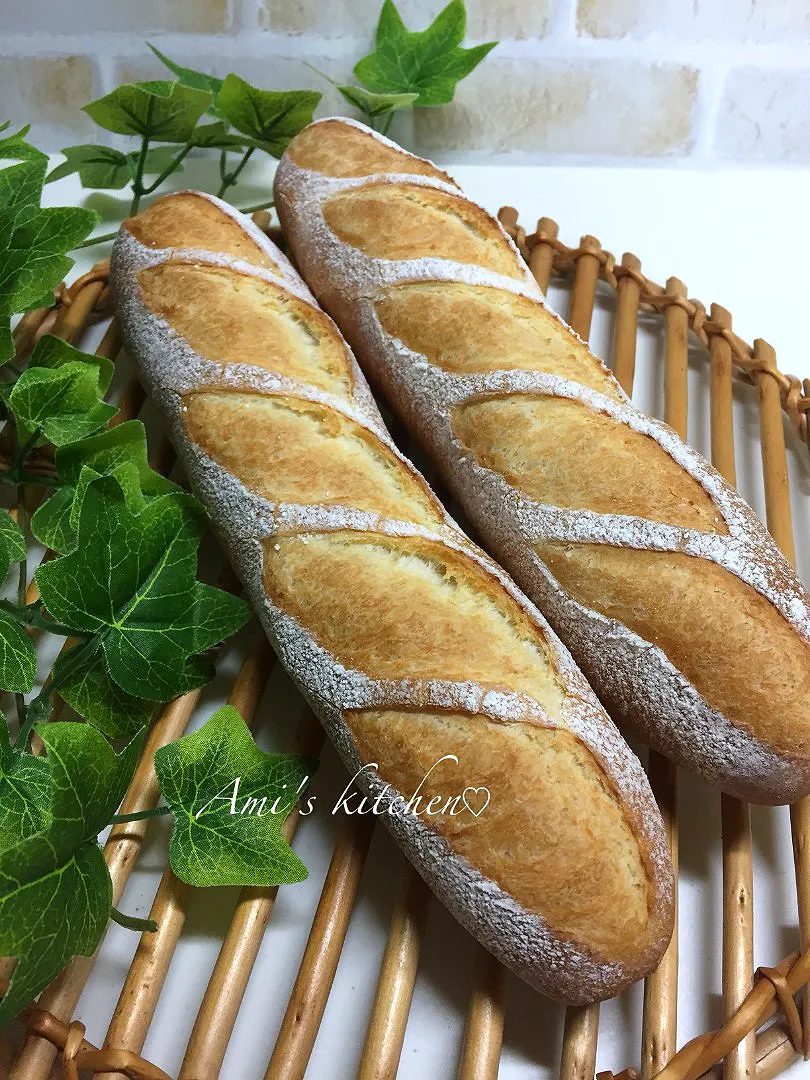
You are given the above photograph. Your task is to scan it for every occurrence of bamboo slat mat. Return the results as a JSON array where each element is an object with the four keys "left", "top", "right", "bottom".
[{"left": 2, "top": 204, "right": 809, "bottom": 1080}]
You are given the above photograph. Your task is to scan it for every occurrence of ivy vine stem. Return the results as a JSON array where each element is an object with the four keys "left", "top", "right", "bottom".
[
  {"left": 140, "top": 142, "right": 194, "bottom": 196},
  {"left": 109, "top": 804, "right": 171, "bottom": 825},
  {"left": 237, "top": 199, "right": 275, "bottom": 215},
  {"left": 76, "top": 231, "right": 118, "bottom": 250},
  {"left": 14, "top": 634, "right": 102, "bottom": 750},
  {"left": 14, "top": 494, "right": 28, "bottom": 730},
  {"left": 128, "top": 124, "right": 153, "bottom": 216},
  {"left": 217, "top": 145, "right": 255, "bottom": 198},
  {"left": 110, "top": 907, "right": 158, "bottom": 933}
]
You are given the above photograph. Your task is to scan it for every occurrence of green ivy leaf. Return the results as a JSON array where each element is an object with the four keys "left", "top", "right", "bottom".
[
  {"left": 354, "top": 0, "right": 496, "bottom": 107},
  {"left": 8, "top": 346, "right": 116, "bottom": 447},
  {"left": 31, "top": 421, "right": 178, "bottom": 555},
  {"left": 0, "top": 722, "right": 142, "bottom": 1023},
  {"left": 0, "top": 613, "right": 37, "bottom": 694},
  {"left": 0, "top": 123, "right": 45, "bottom": 164},
  {"left": 0, "top": 510, "right": 25, "bottom": 582},
  {"left": 52, "top": 649, "right": 154, "bottom": 739},
  {"left": 147, "top": 46, "right": 225, "bottom": 112},
  {"left": 83, "top": 81, "right": 213, "bottom": 142},
  {"left": 337, "top": 85, "right": 418, "bottom": 118},
  {"left": 0, "top": 137, "right": 97, "bottom": 360},
  {"left": 155, "top": 704, "right": 315, "bottom": 887},
  {"left": 29, "top": 333, "right": 114, "bottom": 390},
  {"left": 187, "top": 122, "right": 248, "bottom": 149},
  {"left": 216, "top": 75, "right": 321, "bottom": 157},
  {"left": 46, "top": 144, "right": 185, "bottom": 190},
  {"left": 0, "top": 722, "right": 50, "bottom": 850},
  {"left": 35, "top": 472, "right": 250, "bottom": 701}
]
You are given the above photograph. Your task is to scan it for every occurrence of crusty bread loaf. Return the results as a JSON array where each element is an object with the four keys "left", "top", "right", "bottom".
[
  {"left": 111, "top": 190, "right": 674, "bottom": 1005},
  {"left": 275, "top": 117, "right": 810, "bottom": 806}
]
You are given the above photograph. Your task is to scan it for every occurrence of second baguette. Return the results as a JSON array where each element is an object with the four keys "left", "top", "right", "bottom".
[{"left": 275, "top": 118, "right": 810, "bottom": 805}]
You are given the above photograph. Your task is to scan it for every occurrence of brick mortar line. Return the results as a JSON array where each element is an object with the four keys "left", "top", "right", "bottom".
[{"left": 1, "top": 29, "right": 810, "bottom": 64}]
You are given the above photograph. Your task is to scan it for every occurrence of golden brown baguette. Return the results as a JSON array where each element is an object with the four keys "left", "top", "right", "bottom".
[
  {"left": 275, "top": 117, "right": 810, "bottom": 806},
  {"left": 111, "top": 190, "right": 673, "bottom": 1005}
]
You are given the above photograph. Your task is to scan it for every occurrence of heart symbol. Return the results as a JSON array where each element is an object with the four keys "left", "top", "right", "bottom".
[{"left": 462, "top": 786, "right": 491, "bottom": 818}]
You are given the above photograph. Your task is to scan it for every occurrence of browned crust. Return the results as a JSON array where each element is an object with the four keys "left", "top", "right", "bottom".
[
  {"left": 287, "top": 118, "right": 458, "bottom": 183},
  {"left": 453, "top": 394, "right": 727, "bottom": 531},
  {"left": 537, "top": 541, "right": 810, "bottom": 758},
  {"left": 125, "top": 192, "right": 271, "bottom": 265},
  {"left": 139, "top": 261, "right": 355, "bottom": 397},
  {"left": 322, "top": 182, "right": 525, "bottom": 279}
]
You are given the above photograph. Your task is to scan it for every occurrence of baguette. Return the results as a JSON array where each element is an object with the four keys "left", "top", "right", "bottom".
[
  {"left": 111, "top": 190, "right": 673, "bottom": 1004},
  {"left": 275, "top": 117, "right": 810, "bottom": 806}
]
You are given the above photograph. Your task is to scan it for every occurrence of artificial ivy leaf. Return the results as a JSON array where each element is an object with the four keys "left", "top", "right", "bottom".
[
  {"left": 29, "top": 333, "right": 113, "bottom": 391},
  {"left": 337, "top": 85, "right": 418, "bottom": 118},
  {"left": 8, "top": 364, "right": 116, "bottom": 447},
  {"left": 155, "top": 704, "right": 315, "bottom": 887},
  {"left": 0, "top": 213, "right": 97, "bottom": 360},
  {"left": 0, "top": 722, "right": 141, "bottom": 1023},
  {"left": 53, "top": 649, "right": 155, "bottom": 739},
  {"left": 47, "top": 145, "right": 128, "bottom": 188},
  {"left": 147, "top": 45, "right": 224, "bottom": 109},
  {"left": 216, "top": 75, "right": 321, "bottom": 157},
  {"left": 7, "top": 334, "right": 115, "bottom": 447},
  {"left": 0, "top": 136, "right": 97, "bottom": 361},
  {"left": 32, "top": 421, "right": 178, "bottom": 555},
  {"left": 0, "top": 613, "right": 36, "bottom": 694},
  {"left": 0, "top": 123, "right": 45, "bottom": 164},
  {"left": 83, "top": 80, "right": 213, "bottom": 142},
  {"left": 35, "top": 472, "right": 250, "bottom": 701},
  {"left": 187, "top": 122, "right": 247, "bottom": 149},
  {"left": 0, "top": 836, "right": 110, "bottom": 1023},
  {"left": 46, "top": 144, "right": 185, "bottom": 190},
  {"left": 0, "top": 510, "right": 25, "bottom": 582},
  {"left": 29, "top": 486, "right": 76, "bottom": 556},
  {"left": 0, "top": 722, "right": 50, "bottom": 850},
  {"left": 353, "top": 0, "right": 496, "bottom": 107}
]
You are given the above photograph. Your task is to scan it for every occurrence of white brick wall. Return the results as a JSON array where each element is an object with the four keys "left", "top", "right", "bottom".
[{"left": 1, "top": 0, "right": 809, "bottom": 163}]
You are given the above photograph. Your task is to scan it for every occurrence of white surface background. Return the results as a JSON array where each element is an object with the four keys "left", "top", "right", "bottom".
[{"left": 14, "top": 161, "right": 810, "bottom": 1079}]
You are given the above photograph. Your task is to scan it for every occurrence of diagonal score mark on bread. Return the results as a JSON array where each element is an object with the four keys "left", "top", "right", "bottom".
[
  {"left": 111, "top": 185, "right": 675, "bottom": 1002},
  {"left": 274, "top": 116, "right": 810, "bottom": 805}
]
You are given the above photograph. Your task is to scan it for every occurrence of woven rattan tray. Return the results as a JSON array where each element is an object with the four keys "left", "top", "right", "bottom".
[{"left": 1, "top": 204, "right": 809, "bottom": 1080}]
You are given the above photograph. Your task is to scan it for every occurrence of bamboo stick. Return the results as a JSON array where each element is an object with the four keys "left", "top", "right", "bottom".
[
  {"left": 561, "top": 1004, "right": 601, "bottom": 1080},
  {"left": 656, "top": 947, "right": 810, "bottom": 1080},
  {"left": 709, "top": 305, "right": 737, "bottom": 484},
  {"left": 568, "top": 236, "right": 602, "bottom": 342},
  {"left": 559, "top": 231, "right": 604, "bottom": 1080},
  {"left": 755, "top": 1022, "right": 798, "bottom": 1080},
  {"left": 710, "top": 303, "right": 755, "bottom": 1080},
  {"left": 265, "top": 816, "right": 375, "bottom": 1080},
  {"left": 663, "top": 277, "right": 689, "bottom": 437},
  {"left": 11, "top": 305, "right": 52, "bottom": 359},
  {"left": 356, "top": 871, "right": 430, "bottom": 1080},
  {"left": 457, "top": 949, "right": 504, "bottom": 1080},
  {"left": 613, "top": 253, "right": 642, "bottom": 394},
  {"left": 177, "top": 710, "right": 325, "bottom": 1080},
  {"left": 751, "top": 338, "right": 809, "bottom": 1059},
  {"left": 721, "top": 795, "right": 755, "bottom": 1080},
  {"left": 95, "top": 641, "right": 276, "bottom": 1080},
  {"left": 640, "top": 276, "right": 687, "bottom": 1080},
  {"left": 529, "top": 217, "right": 559, "bottom": 293},
  {"left": 52, "top": 280, "right": 105, "bottom": 344}
]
